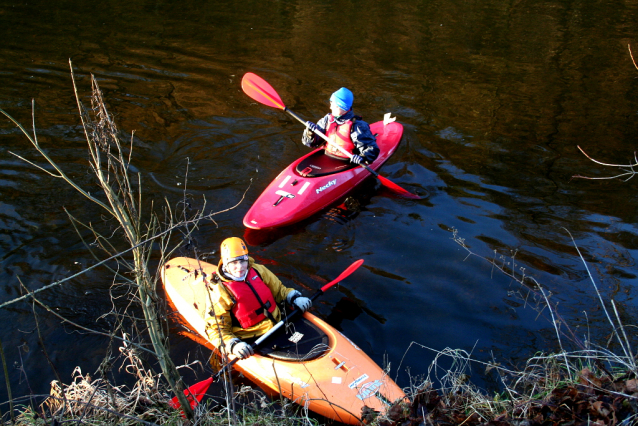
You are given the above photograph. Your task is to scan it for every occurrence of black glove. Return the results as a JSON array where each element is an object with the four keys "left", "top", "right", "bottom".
[
  {"left": 305, "top": 121, "right": 317, "bottom": 133},
  {"left": 303, "top": 121, "right": 317, "bottom": 146},
  {"left": 351, "top": 154, "right": 364, "bottom": 165}
]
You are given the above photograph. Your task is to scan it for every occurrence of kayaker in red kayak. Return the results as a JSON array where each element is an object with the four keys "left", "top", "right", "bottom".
[
  {"left": 302, "top": 87, "right": 380, "bottom": 165},
  {"left": 204, "top": 237, "right": 312, "bottom": 359}
]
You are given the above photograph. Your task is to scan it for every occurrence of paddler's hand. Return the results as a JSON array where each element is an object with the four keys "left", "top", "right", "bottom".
[
  {"left": 350, "top": 154, "right": 364, "bottom": 165},
  {"left": 293, "top": 296, "right": 312, "bottom": 312},
  {"left": 305, "top": 121, "right": 317, "bottom": 133},
  {"left": 229, "top": 339, "right": 254, "bottom": 359},
  {"left": 303, "top": 121, "right": 317, "bottom": 144},
  {"left": 287, "top": 290, "right": 312, "bottom": 312}
]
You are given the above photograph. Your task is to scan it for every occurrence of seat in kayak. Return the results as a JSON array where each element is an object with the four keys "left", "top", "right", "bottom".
[
  {"left": 295, "top": 150, "right": 357, "bottom": 177},
  {"left": 257, "top": 316, "right": 329, "bottom": 361}
]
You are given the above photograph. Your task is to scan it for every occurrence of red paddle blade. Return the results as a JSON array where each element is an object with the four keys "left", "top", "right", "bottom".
[
  {"left": 321, "top": 259, "right": 364, "bottom": 292},
  {"left": 377, "top": 175, "right": 421, "bottom": 199},
  {"left": 241, "top": 73, "right": 286, "bottom": 110},
  {"left": 169, "top": 377, "right": 214, "bottom": 410}
]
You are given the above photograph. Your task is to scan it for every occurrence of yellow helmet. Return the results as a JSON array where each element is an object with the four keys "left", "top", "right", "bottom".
[{"left": 220, "top": 237, "right": 249, "bottom": 265}]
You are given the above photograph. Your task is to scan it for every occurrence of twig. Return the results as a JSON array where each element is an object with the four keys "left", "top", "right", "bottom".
[
  {"left": 563, "top": 228, "right": 630, "bottom": 360},
  {"left": 611, "top": 299, "right": 636, "bottom": 371},
  {"left": 629, "top": 44, "right": 638, "bottom": 71},
  {"left": 535, "top": 278, "right": 572, "bottom": 378},
  {"left": 0, "top": 339, "right": 14, "bottom": 424}
]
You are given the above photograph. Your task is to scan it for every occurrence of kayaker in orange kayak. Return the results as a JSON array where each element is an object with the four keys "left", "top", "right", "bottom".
[
  {"left": 204, "top": 237, "right": 312, "bottom": 359},
  {"left": 302, "top": 87, "right": 379, "bottom": 165}
]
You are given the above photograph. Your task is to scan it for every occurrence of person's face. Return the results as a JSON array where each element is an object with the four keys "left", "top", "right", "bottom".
[
  {"left": 330, "top": 100, "right": 347, "bottom": 117},
  {"left": 226, "top": 259, "right": 248, "bottom": 278}
]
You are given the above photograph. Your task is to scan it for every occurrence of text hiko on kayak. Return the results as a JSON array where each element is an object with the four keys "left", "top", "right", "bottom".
[
  {"left": 204, "top": 237, "right": 312, "bottom": 359},
  {"left": 302, "top": 87, "right": 380, "bottom": 165}
]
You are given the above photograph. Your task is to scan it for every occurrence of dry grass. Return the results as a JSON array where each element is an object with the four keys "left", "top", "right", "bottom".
[{"left": 7, "top": 337, "right": 319, "bottom": 426}]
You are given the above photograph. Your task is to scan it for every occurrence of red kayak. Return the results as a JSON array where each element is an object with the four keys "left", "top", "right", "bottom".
[{"left": 243, "top": 120, "right": 404, "bottom": 229}]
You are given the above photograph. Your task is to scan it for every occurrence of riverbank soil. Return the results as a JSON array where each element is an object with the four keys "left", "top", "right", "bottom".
[{"left": 374, "top": 369, "right": 638, "bottom": 425}]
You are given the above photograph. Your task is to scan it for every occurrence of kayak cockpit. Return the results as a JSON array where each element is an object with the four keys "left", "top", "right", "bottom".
[
  {"left": 256, "top": 316, "right": 330, "bottom": 361},
  {"left": 295, "top": 150, "right": 357, "bottom": 177}
]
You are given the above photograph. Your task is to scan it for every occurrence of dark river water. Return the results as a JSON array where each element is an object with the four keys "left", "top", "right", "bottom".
[{"left": 1, "top": 0, "right": 638, "bottom": 409}]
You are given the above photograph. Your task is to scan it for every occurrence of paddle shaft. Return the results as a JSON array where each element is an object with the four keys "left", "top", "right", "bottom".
[
  {"left": 285, "top": 108, "right": 382, "bottom": 178},
  {"left": 170, "top": 258, "right": 364, "bottom": 409},
  {"left": 212, "top": 258, "right": 364, "bottom": 381},
  {"left": 213, "top": 287, "right": 325, "bottom": 380}
]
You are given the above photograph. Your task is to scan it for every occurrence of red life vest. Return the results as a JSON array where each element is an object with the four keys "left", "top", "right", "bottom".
[
  {"left": 325, "top": 116, "right": 355, "bottom": 159},
  {"left": 223, "top": 268, "right": 277, "bottom": 328}
]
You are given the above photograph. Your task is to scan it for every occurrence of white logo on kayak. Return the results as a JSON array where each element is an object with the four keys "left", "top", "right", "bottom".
[
  {"left": 348, "top": 374, "right": 369, "bottom": 389},
  {"left": 356, "top": 380, "right": 383, "bottom": 400},
  {"left": 316, "top": 179, "right": 337, "bottom": 194}
]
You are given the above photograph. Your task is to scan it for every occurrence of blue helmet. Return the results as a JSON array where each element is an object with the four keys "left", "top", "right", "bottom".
[{"left": 330, "top": 87, "right": 353, "bottom": 111}]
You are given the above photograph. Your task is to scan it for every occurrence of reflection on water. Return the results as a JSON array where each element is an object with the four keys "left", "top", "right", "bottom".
[{"left": 1, "top": 0, "right": 638, "bottom": 405}]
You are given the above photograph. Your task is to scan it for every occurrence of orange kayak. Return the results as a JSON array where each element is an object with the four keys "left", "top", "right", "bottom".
[{"left": 161, "top": 257, "right": 406, "bottom": 425}]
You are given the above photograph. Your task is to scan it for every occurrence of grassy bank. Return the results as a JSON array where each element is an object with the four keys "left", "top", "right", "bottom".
[{"left": 4, "top": 336, "right": 638, "bottom": 425}]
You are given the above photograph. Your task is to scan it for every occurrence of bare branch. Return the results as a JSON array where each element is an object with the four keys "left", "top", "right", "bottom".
[
  {"left": 573, "top": 145, "right": 638, "bottom": 181},
  {"left": 629, "top": 44, "right": 638, "bottom": 71}
]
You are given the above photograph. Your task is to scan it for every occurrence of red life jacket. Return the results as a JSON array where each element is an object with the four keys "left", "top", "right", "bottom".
[
  {"left": 325, "top": 116, "right": 355, "bottom": 159},
  {"left": 223, "top": 268, "right": 277, "bottom": 328}
]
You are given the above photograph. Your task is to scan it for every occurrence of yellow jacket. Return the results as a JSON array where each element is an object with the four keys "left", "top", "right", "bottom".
[{"left": 204, "top": 257, "right": 295, "bottom": 350}]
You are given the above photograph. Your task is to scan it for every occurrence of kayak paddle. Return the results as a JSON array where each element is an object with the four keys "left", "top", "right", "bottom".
[
  {"left": 168, "top": 377, "right": 213, "bottom": 411},
  {"left": 241, "top": 72, "right": 421, "bottom": 200},
  {"left": 170, "top": 258, "right": 365, "bottom": 410}
]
